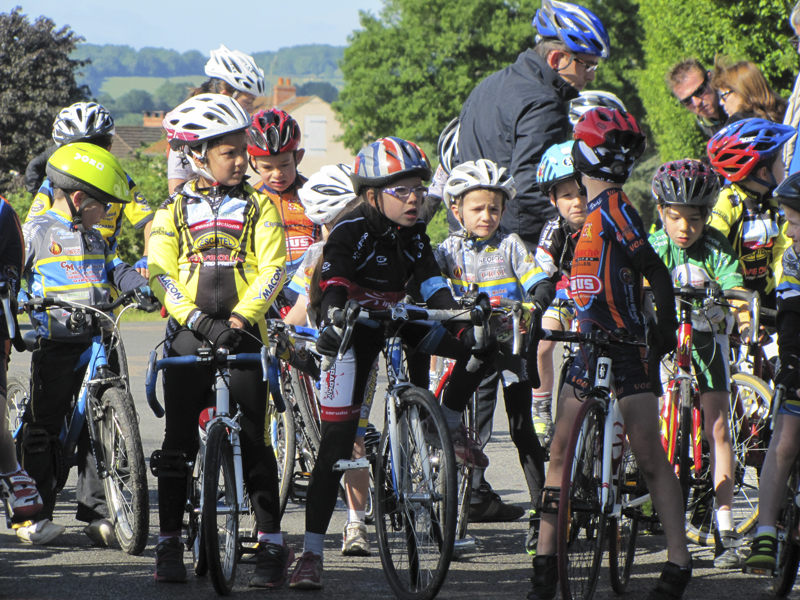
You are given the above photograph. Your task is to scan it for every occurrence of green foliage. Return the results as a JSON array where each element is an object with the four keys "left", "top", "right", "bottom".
[
  {"left": 99, "top": 75, "right": 206, "bottom": 98},
  {"left": 296, "top": 81, "right": 339, "bottom": 103},
  {"left": 622, "top": 150, "right": 661, "bottom": 230},
  {"left": 0, "top": 7, "right": 89, "bottom": 192},
  {"left": 251, "top": 45, "right": 344, "bottom": 78},
  {"left": 637, "top": 0, "right": 798, "bottom": 161},
  {"left": 426, "top": 201, "right": 450, "bottom": 246}
]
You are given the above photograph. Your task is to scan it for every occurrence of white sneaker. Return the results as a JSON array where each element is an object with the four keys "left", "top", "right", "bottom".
[
  {"left": 342, "top": 522, "right": 370, "bottom": 556},
  {"left": 84, "top": 518, "right": 116, "bottom": 547},
  {"left": 16, "top": 518, "right": 65, "bottom": 545}
]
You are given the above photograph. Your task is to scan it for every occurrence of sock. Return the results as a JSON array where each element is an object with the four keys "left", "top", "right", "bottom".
[
  {"left": 0, "top": 462, "right": 22, "bottom": 477},
  {"left": 303, "top": 531, "right": 325, "bottom": 557},
  {"left": 441, "top": 405, "right": 462, "bottom": 432},
  {"left": 158, "top": 532, "right": 180, "bottom": 544},
  {"left": 532, "top": 392, "right": 553, "bottom": 420},
  {"left": 258, "top": 531, "right": 284, "bottom": 545},
  {"left": 715, "top": 509, "right": 734, "bottom": 532},
  {"left": 348, "top": 509, "right": 365, "bottom": 525},
  {"left": 756, "top": 526, "right": 777, "bottom": 538}
]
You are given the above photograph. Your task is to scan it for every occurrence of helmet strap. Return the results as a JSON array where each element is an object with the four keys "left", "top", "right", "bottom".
[{"left": 188, "top": 143, "right": 219, "bottom": 185}]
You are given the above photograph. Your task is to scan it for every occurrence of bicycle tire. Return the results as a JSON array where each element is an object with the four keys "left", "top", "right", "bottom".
[
  {"left": 374, "top": 387, "right": 457, "bottom": 600},
  {"left": 685, "top": 372, "right": 771, "bottom": 545},
  {"left": 773, "top": 466, "right": 800, "bottom": 596},
  {"left": 268, "top": 403, "right": 295, "bottom": 516},
  {"left": 203, "top": 421, "right": 239, "bottom": 595},
  {"left": 6, "top": 374, "right": 31, "bottom": 432},
  {"left": 186, "top": 449, "right": 207, "bottom": 576},
  {"left": 96, "top": 387, "right": 149, "bottom": 555},
  {"left": 608, "top": 444, "right": 640, "bottom": 594},
  {"left": 558, "top": 397, "right": 607, "bottom": 600}
]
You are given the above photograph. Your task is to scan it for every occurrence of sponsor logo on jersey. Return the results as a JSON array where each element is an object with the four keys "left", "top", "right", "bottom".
[
  {"left": 3, "top": 266, "right": 18, "bottom": 281},
  {"left": 151, "top": 226, "right": 175, "bottom": 237},
  {"left": 479, "top": 255, "right": 504, "bottom": 265},
  {"left": 619, "top": 268, "right": 634, "bottom": 285},
  {"left": 524, "top": 253, "right": 535, "bottom": 263},
  {"left": 376, "top": 256, "right": 387, "bottom": 265},
  {"left": 195, "top": 232, "right": 238, "bottom": 250},
  {"left": 49, "top": 237, "right": 63, "bottom": 256},
  {"left": 453, "top": 266, "right": 463, "bottom": 278},
  {"left": 570, "top": 275, "right": 602, "bottom": 294},
  {"left": 581, "top": 222, "right": 593, "bottom": 241},
  {"left": 288, "top": 236, "right": 313, "bottom": 251},
  {"left": 30, "top": 199, "right": 45, "bottom": 214},
  {"left": 259, "top": 269, "right": 284, "bottom": 301},
  {"left": 480, "top": 267, "right": 506, "bottom": 279},
  {"left": 263, "top": 221, "right": 282, "bottom": 228},
  {"left": 484, "top": 246, "right": 498, "bottom": 253},
  {"left": 156, "top": 274, "right": 184, "bottom": 302},
  {"left": 322, "top": 262, "right": 331, "bottom": 272},
  {"left": 133, "top": 192, "right": 149, "bottom": 207}
]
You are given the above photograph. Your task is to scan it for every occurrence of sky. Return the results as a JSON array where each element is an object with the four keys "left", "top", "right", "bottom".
[{"left": 16, "top": 0, "right": 387, "bottom": 54}]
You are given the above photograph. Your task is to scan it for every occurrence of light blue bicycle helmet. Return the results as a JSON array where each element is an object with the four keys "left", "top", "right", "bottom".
[
  {"left": 537, "top": 141, "right": 577, "bottom": 194},
  {"left": 534, "top": 0, "right": 610, "bottom": 59}
]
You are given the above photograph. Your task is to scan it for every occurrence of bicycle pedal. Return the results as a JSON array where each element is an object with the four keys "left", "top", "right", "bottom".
[
  {"left": 332, "top": 458, "right": 370, "bottom": 472},
  {"left": 743, "top": 565, "right": 775, "bottom": 577},
  {"left": 291, "top": 472, "right": 311, "bottom": 503}
]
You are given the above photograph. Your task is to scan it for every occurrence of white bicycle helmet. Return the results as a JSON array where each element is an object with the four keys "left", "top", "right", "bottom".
[
  {"left": 52, "top": 102, "right": 115, "bottom": 146},
  {"left": 162, "top": 94, "right": 252, "bottom": 182},
  {"left": 205, "top": 44, "right": 266, "bottom": 97},
  {"left": 299, "top": 164, "right": 357, "bottom": 226},
  {"left": 569, "top": 90, "right": 627, "bottom": 127},
  {"left": 443, "top": 159, "right": 516, "bottom": 206},
  {"left": 437, "top": 117, "right": 461, "bottom": 175}
]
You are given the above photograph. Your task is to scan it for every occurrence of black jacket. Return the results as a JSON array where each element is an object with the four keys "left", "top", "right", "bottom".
[
  {"left": 24, "top": 145, "right": 58, "bottom": 194},
  {"left": 455, "top": 49, "right": 579, "bottom": 248},
  {"left": 318, "top": 202, "right": 456, "bottom": 324}
]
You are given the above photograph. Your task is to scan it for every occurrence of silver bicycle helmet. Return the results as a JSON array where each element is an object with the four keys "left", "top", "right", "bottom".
[
  {"left": 205, "top": 44, "right": 266, "bottom": 97},
  {"left": 299, "top": 164, "right": 357, "bottom": 226},
  {"left": 569, "top": 90, "right": 627, "bottom": 127},
  {"left": 52, "top": 102, "right": 115, "bottom": 146},
  {"left": 443, "top": 159, "right": 516, "bottom": 206},
  {"left": 437, "top": 117, "right": 461, "bottom": 175}
]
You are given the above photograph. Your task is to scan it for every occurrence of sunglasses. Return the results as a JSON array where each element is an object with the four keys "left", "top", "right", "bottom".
[
  {"left": 571, "top": 55, "right": 599, "bottom": 73},
  {"left": 382, "top": 186, "right": 428, "bottom": 200},
  {"left": 718, "top": 89, "right": 734, "bottom": 102},
  {"left": 678, "top": 74, "right": 710, "bottom": 106}
]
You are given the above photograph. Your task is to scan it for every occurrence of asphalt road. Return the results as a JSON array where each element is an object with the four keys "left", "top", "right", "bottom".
[{"left": 0, "top": 321, "right": 795, "bottom": 599}]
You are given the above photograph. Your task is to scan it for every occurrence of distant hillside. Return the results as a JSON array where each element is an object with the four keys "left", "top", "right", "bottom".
[{"left": 72, "top": 43, "right": 344, "bottom": 97}]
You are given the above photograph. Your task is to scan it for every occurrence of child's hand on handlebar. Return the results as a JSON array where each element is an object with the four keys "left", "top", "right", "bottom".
[{"left": 316, "top": 325, "right": 344, "bottom": 357}]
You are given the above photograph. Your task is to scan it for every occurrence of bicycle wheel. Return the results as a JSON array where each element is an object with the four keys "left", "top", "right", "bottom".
[
  {"left": 185, "top": 449, "right": 207, "bottom": 576},
  {"left": 685, "top": 372, "right": 770, "bottom": 545},
  {"left": 774, "top": 466, "right": 800, "bottom": 596},
  {"left": 374, "top": 387, "right": 457, "bottom": 600},
  {"left": 292, "top": 369, "right": 321, "bottom": 453},
  {"left": 6, "top": 374, "right": 31, "bottom": 432},
  {"left": 608, "top": 444, "right": 640, "bottom": 594},
  {"left": 268, "top": 403, "right": 295, "bottom": 516},
  {"left": 203, "top": 421, "right": 240, "bottom": 595},
  {"left": 96, "top": 387, "right": 149, "bottom": 555},
  {"left": 558, "top": 397, "right": 607, "bottom": 600}
]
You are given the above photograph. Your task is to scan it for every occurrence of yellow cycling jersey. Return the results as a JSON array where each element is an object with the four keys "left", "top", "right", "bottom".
[
  {"left": 27, "top": 175, "right": 153, "bottom": 253},
  {"left": 709, "top": 183, "right": 790, "bottom": 305},
  {"left": 148, "top": 180, "right": 287, "bottom": 338}
]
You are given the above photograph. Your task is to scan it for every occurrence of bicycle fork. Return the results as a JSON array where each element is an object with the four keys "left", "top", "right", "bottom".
[{"left": 214, "top": 369, "right": 245, "bottom": 510}]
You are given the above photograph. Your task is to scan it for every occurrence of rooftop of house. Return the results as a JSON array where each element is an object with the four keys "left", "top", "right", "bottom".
[{"left": 112, "top": 126, "right": 166, "bottom": 161}]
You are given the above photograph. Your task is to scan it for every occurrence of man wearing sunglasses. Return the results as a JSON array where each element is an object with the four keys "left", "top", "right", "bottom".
[{"left": 668, "top": 58, "right": 725, "bottom": 139}]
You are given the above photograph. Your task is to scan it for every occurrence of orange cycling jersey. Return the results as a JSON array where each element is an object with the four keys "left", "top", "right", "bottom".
[
  {"left": 255, "top": 178, "right": 319, "bottom": 279},
  {"left": 570, "top": 188, "right": 650, "bottom": 336}
]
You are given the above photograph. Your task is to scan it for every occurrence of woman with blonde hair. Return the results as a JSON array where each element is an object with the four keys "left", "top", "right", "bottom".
[{"left": 711, "top": 57, "right": 787, "bottom": 125}]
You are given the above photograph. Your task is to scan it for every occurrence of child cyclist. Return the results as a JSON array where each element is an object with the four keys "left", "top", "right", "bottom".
[
  {"left": 289, "top": 137, "right": 493, "bottom": 589},
  {"left": 436, "top": 159, "right": 549, "bottom": 552},
  {"left": 706, "top": 118, "right": 795, "bottom": 311},
  {"left": 247, "top": 108, "right": 319, "bottom": 313},
  {"left": 531, "top": 141, "right": 587, "bottom": 452},
  {"left": 744, "top": 171, "right": 800, "bottom": 573},
  {"left": 26, "top": 102, "right": 154, "bottom": 276},
  {"left": 17, "top": 144, "right": 152, "bottom": 546},
  {"left": 650, "top": 159, "right": 753, "bottom": 569},
  {"left": 0, "top": 196, "right": 42, "bottom": 524},
  {"left": 284, "top": 164, "right": 377, "bottom": 557},
  {"left": 150, "top": 94, "right": 290, "bottom": 586},
  {"left": 529, "top": 107, "right": 692, "bottom": 600}
]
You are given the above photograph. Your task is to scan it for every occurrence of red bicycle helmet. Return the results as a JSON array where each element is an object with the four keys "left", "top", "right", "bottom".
[
  {"left": 651, "top": 159, "right": 720, "bottom": 208},
  {"left": 706, "top": 118, "right": 795, "bottom": 182},
  {"left": 571, "top": 107, "right": 646, "bottom": 183},
  {"left": 247, "top": 109, "right": 301, "bottom": 156}
]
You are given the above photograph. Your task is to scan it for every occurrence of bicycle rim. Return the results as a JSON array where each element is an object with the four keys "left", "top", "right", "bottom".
[
  {"left": 375, "top": 388, "right": 456, "bottom": 600},
  {"left": 773, "top": 468, "right": 800, "bottom": 596},
  {"left": 203, "top": 422, "right": 239, "bottom": 595},
  {"left": 269, "top": 403, "right": 295, "bottom": 516},
  {"left": 685, "top": 373, "right": 770, "bottom": 545},
  {"left": 558, "top": 398, "right": 607, "bottom": 600},
  {"left": 6, "top": 374, "right": 31, "bottom": 432},
  {"left": 608, "top": 445, "right": 640, "bottom": 594},
  {"left": 97, "top": 388, "right": 148, "bottom": 555},
  {"left": 186, "top": 450, "right": 207, "bottom": 576}
]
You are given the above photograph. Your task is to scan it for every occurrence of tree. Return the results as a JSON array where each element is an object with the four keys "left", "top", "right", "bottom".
[
  {"left": 0, "top": 7, "right": 89, "bottom": 192},
  {"left": 296, "top": 81, "right": 339, "bottom": 103},
  {"left": 637, "top": 0, "right": 797, "bottom": 161}
]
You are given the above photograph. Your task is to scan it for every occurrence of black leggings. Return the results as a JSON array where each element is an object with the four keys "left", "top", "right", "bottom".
[
  {"left": 157, "top": 325, "right": 280, "bottom": 534},
  {"left": 305, "top": 322, "right": 491, "bottom": 535}
]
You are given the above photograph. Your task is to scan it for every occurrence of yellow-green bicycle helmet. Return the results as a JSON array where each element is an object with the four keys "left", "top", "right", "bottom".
[{"left": 46, "top": 142, "right": 130, "bottom": 205}]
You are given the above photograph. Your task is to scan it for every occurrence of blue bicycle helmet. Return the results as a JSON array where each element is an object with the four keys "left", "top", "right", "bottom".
[
  {"left": 534, "top": 0, "right": 610, "bottom": 59},
  {"left": 707, "top": 118, "right": 795, "bottom": 182},
  {"left": 537, "top": 141, "right": 577, "bottom": 194}
]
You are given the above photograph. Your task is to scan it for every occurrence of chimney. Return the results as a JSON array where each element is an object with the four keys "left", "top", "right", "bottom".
[
  {"left": 273, "top": 77, "right": 296, "bottom": 106},
  {"left": 143, "top": 110, "right": 166, "bottom": 127}
]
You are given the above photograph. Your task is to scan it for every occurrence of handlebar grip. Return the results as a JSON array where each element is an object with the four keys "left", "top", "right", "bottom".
[
  {"left": 267, "top": 361, "right": 286, "bottom": 413},
  {"left": 145, "top": 376, "right": 165, "bottom": 419}
]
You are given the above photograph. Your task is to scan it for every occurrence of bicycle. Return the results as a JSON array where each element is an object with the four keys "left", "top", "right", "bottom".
[
  {"left": 8, "top": 289, "right": 153, "bottom": 555},
  {"left": 658, "top": 286, "right": 771, "bottom": 547},
  {"left": 326, "top": 299, "right": 498, "bottom": 600},
  {"left": 535, "top": 327, "right": 652, "bottom": 600},
  {"left": 146, "top": 325, "right": 287, "bottom": 595}
]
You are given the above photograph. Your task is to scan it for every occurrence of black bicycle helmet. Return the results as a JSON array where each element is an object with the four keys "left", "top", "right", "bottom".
[
  {"left": 774, "top": 171, "right": 800, "bottom": 215},
  {"left": 651, "top": 159, "right": 720, "bottom": 208}
]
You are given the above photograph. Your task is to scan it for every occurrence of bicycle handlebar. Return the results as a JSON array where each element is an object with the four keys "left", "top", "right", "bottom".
[
  {"left": 668, "top": 284, "right": 761, "bottom": 346},
  {"left": 25, "top": 287, "right": 144, "bottom": 314}
]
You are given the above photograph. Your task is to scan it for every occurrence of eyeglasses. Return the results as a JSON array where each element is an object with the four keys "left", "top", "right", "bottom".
[
  {"left": 382, "top": 185, "right": 428, "bottom": 200},
  {"left": 571, "top": 55, "right": 599, "bottom": 73},
  {"left": 718, "top": 89, "right": 734, "bottom": 102},
  {"left": 678, "top": 74, "right": 710, "bottom": 106}
]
